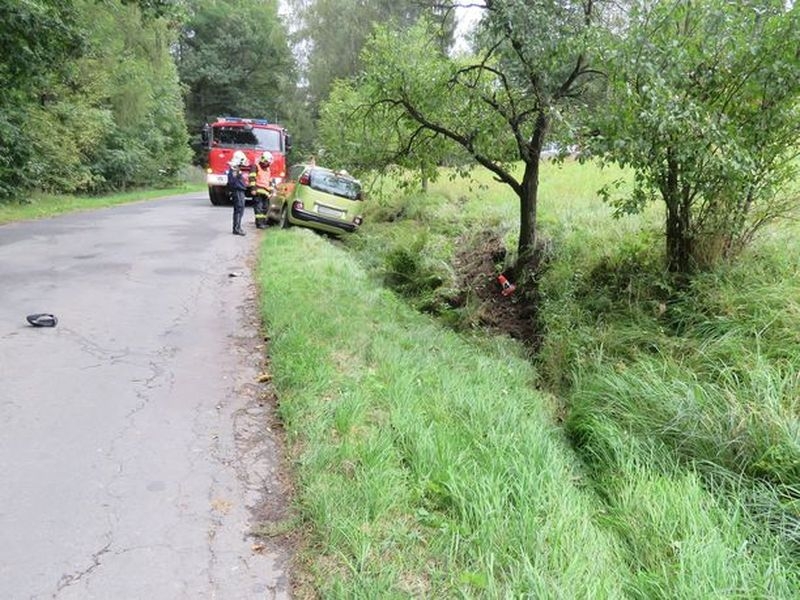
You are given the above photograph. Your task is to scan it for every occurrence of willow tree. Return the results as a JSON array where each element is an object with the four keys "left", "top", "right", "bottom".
[{"left": 320, "top": 1, "right": 609, "bottom": 269}]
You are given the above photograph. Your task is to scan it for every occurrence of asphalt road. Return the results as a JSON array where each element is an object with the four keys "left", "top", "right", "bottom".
[{"left": 0, "top": 193, "right": 292, "bottom": 599}]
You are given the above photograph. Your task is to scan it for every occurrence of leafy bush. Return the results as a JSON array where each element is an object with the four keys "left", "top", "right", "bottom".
[{"left": 0, "top": 0, "right": 190, "bottom": 199}]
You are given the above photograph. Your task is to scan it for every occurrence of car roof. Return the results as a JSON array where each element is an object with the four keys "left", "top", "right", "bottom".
[{"left": 299, "top": 164, "right": 359, "bottom": 182}]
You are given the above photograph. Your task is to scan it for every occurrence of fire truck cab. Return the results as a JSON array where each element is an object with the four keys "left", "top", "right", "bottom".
[{"left": 202, "top": 116, "right": 292, "bottom": 206}]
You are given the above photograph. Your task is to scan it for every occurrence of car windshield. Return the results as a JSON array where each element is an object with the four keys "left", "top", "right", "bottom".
[
  {"left": 309, "top": 169, "right": 361, "bottom": 200},
  {"left": 213, "top": 126, "right": 282, "bottom": 151}
]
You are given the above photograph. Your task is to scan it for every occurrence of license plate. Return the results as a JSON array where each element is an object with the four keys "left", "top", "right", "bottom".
[
  {"left": 207, "top": 174, "right": 228, "bottom": 186},
  {"left": 316, "top": 205, "right": 343, "bottom": 218}
]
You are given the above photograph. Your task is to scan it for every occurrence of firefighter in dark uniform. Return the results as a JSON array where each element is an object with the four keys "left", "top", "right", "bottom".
[
  {"left": 227, "top": 151, "right": 249, "bottom": 235},
  {"left": 250, "top": 151, "right": 274, "bottom": 229}
]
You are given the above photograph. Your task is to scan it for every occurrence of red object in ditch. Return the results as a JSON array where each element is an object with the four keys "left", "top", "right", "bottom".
[{"left": 497, "top": 274, "right": 516, "bottom": 296}]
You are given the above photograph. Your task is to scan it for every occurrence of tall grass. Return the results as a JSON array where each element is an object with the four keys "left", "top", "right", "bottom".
[
  {"left": 358, "top": 158, "right": 800, "bottom": 590},
  {"left": 257, "top": 220, "right": 800, "bottom": 597},
  {"left": 532, "top": 162, "right": 800, "bottom": 570},
  {"left": 259, "top": 229, "right": 633, "bottom": 597}
]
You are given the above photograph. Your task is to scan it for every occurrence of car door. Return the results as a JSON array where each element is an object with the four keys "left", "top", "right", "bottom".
[{"left": 270, "top": 164, "right": 304, "bottom": 220}]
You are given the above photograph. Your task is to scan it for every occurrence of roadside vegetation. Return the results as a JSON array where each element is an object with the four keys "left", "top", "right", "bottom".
[
  {"left": 0, "top": 182, "right": 204, "bottom": 225},
  {"left": 257, "top": 158, "right": 800, "bottom": 597},
  {"left": 1, "top": 0, "right": 191, "bottom": 201},
  {"left": 0, "top": 0, "right": 437, "bottom": 203},
  {"left": 6, "top": 0, "right": 799, "bottom": 595}
]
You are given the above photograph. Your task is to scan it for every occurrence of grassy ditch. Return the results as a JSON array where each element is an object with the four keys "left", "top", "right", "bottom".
[
  {"left": 256, "top": 222, "right": 800, "bottom": 596},
  {"left": 359, "top": 159, "right": 800, "bottom": 533},
  {"left": 0, "top": 183, "right": 205, "bottom": 225}
]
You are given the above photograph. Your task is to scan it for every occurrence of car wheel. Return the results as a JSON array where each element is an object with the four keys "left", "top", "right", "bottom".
[
  {"left": 279, "top": 204, "right": 291, "bottom": 229},
  {"left": 264, "top": 197, "right": 277, "bottom": 224},
  {"left": 209, "top": 187, "right": 228, "bottom": 206}
]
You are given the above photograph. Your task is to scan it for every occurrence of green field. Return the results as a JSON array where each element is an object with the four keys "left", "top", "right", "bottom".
[{"left": 257, "top": 160, "right": 800, "bottom": 597}]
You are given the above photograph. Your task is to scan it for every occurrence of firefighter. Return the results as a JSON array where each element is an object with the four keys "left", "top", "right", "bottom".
[
  {"left": 251, "top": 151, "right": 274, "bottom": 229},
  {"left": 227, "top": 151, "right": 249, "bottom": 235}
]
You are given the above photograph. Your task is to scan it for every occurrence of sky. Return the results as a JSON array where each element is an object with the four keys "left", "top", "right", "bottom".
[
  {"left": 277, "top": 1, "right": 486, "bottom": 64},
  {"left": 453, "top": 2, "right": 484, "bottom": 56}
]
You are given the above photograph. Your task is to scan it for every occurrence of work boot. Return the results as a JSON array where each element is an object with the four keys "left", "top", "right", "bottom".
[{"left": 233, "top": 229, "right": 246, "bottom": 236}]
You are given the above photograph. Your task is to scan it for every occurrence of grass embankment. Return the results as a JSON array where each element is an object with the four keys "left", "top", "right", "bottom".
[
  {"left": 0, "top": 184, "right": 205, "bottom": 225},
  {"left": 257, "top": 157, "right": 800, "bottom": 598},
  {"left": 258, "top": 228, "right": 630, "bottom": 597},
  {"left": 533, "top": 165, "right": 800, "bottom": 578}
]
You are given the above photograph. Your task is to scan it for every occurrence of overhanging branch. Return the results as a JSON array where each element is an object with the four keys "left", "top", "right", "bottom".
[{"left": 398, "top": 94, "right": 522, "bottom": 196}]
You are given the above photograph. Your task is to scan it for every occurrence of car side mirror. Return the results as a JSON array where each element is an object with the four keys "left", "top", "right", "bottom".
[
  {"left": 285, "top": 134, "right": 293, "bottom": 153},
  {"left": 201, "top": 124, "right": 210, "bottom": 148}
]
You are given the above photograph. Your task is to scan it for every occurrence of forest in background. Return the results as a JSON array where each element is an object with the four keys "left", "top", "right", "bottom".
[
  {"left": 0, "top": 0, "right": 447, "bottom": 201},
  {"left": 1, "top": 0, "right": 190, "bottom": 197},
  {"left": 4, "top": 0, "right": 797, "bottom": 277}
]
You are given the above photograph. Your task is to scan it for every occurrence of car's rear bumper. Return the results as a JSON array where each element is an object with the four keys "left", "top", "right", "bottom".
[{"left": 291, "top": 207, "right": 358, "bottom": 233}]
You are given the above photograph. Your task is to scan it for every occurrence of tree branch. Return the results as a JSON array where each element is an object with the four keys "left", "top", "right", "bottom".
[{"left": 398, "top": 94, "right": 522, "bottom": 196}]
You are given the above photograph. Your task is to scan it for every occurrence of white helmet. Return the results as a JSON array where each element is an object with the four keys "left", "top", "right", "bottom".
[
  {"left": 259, "top": 151, "right": 273, "bottom": 164},
  {"left": 229, "top": 150, "right": 248, "bottom": 167}
]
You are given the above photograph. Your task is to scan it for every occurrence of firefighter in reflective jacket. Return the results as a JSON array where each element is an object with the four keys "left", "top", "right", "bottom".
[{"left": 250, "top": 151, "right": 274, "bottom": 229}]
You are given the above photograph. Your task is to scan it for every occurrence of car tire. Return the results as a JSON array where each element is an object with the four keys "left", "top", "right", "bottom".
[
  {"left": 279, "top": 204, "right": 291, "bottom": 229},
  {"left": 209, "top": 187, "right": 229, "bottom": 206},
  {"left": 264, "top": 197, "right": 277, "bottom": 224}
]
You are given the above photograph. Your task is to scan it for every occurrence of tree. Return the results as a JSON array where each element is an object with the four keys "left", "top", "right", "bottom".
[
  {"left": 320, "top": 1, "right": 608, "bottom": 269},
  {"left": 0, "top": 0, "right": 191, "bottom": 198},
  {"left": 0, "top": 0, "right": 83, "bottom": 198},
  {"left": 285, "top": 0, "right": 455, "bottom": 157},
  {"left": 177, "top": 0, "right": 297, "bottom": 150},
  {"left": 591, "top": 0, "right": 800, "bottom": 274},
  {"left": 287, "top": 0, "right": 453, "bottom": 114},
  {"left": 31, "top": 0, "right": 191, "bottom": 192},
  {"left": 319, "top": 77, "right": 467, "bottom": 190}
]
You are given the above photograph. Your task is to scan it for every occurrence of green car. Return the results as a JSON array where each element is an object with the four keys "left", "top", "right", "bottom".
[{"left": 267, "top": 164, "right": 365, "bottom": 235}]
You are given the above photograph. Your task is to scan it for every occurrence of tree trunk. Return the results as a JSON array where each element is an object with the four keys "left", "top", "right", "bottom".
[
  {"left": 663, "top": 154, "right": 692, "bottom": 274},
  {"left": 516, "top": 112, "right": 547, "bottom": 269},
  {"left": 665, "top": 204, "right": 692, "bottom": 273},
  {"left": 517, "top": 160, "right": 539, "bottom": 265}
]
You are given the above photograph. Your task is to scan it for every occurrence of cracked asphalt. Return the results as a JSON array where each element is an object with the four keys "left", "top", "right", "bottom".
[{"left": 0, "top": 193, "right": 293, "bottom": 599}]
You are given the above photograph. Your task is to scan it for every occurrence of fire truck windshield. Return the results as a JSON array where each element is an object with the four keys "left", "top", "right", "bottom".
[{"left": 212, "top": 126, "right": 282, "bottom": 151}]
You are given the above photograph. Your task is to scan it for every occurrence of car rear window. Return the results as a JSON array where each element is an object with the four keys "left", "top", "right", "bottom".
[{"left": 309, "top": 169, "right": 361, "bottom": 200}]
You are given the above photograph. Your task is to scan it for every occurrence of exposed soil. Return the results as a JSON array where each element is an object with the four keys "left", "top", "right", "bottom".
[{"left": 451, "top": 229, "right": 542, "bottom": 350}]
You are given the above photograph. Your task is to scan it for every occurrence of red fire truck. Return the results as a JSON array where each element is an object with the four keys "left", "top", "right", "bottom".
[{"left": 201, "top": 116, "right": 292, "bottom": 206}]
